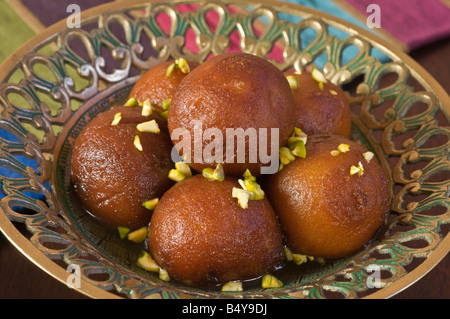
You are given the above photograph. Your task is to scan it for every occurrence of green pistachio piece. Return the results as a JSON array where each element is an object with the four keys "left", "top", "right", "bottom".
[
  {"left": 134, "top": 135, "right": 143, "bottom": 151},
  {"left": 142, "top": 198, "right": 159, "bottom": 210},
  {"left": 137, "top": 251, "right": 160, "bottom": 272},
  {"left": 175, "top": 162, "right": 192, "bottom": 178},
  {"left": 118, "top": 226, "right": 131, "bottom": 239},
  {"left": 168, "top": 169, "right": 186, "bottom": 182},
  {"left": 175, "top": 58, "right": 190, "bottom": 74},
  {"left": 311, "top": 67, "right": 327, "bottom": 84},
  {"left": 111, "top": 112, "right": 122, "bottom": 126},
  {"left": 350, "top": 161, "right": 364, "bottom": 176},
  {"left": 290, "top": 140, "right": 306, "bottom": 158},
  {"left": 363, "top": 151, "right": 374, "bottom": 163},
  {"left": 137, "top": 119, "right": 160, "bottom": 133},
  {"left": 159, "top": 110, "right": 168, "bottom": 120},
  {"left": 221, "top": 281, "right": 243, "bottom": 292},
  {"left": 242, "top": 169, "right": 256, "bottom": 181},
  {"left": 159, "top": 268, "right": 170, "bottom": 281},
  {"left": 127, "top": 226, "right": 148, "bottom": 243},
  {"left": 261, "top": 274, "right": 283, "bottom": 288},
  {"left": 161, "top": 98, "right": 172, "bottom": 111},
  {"left": 286, "top": 75, "right": 299, "bottom": 90},
  {"left": 141, "top": 100, "right": 153, "bottom": 116},
  {"left": 124, "top": 96, "right": 139, "bottom": 107},
  {"left": 292, "top": 253, "right": 315, "bottom": 266},
  {"left": 166, "top": 58, "right": 190, "bottom": 77},
  {"left": 165, "top": 63, "right": 176, "bottom": 77},
  {"left": 283, "top": 246, "right": 293, "bottom": 262},
  {"left": 202, "top": 163, "right": 225, "bottom": 181},
  {"left": 279, "top": 147, "right": 295, "bottom": 165},
  {"left": 232, "top": 187, "right": 253, "bottom": 209},
  {"left": 329, "top": 89, "right": 338, "bottom": 95},
  {"left": 243, "top": 179, "right": 265, "bottom": 200}
]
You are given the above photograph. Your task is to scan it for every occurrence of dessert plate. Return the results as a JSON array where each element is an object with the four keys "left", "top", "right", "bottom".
[{"left": 0, "top": 0, "right": 449, "bottom": 299}]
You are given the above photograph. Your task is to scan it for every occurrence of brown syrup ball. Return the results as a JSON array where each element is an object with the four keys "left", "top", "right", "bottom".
[
  {"left": 265, "top": 134, "right": 390, "bottom": 259},
  {"left": 129, "top": 60, "right": 199, "bottom": 111},
  {"left": 148, "top": 174, "right": 285, "bottom": 287},
  {"left": 71, "top": 106, "right": 174, "bottom": 230},
  {"left": 168, "top": 52, "right": 295, "bottom": 176},
  {"left": 285, "top": 70, "right": 351, "bottom": 138}
]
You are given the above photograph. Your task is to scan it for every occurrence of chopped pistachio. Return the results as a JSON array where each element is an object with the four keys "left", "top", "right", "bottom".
[
  {"left": 137, "top": 119, "right": 160, "bottom": 133},
  {"left": 290, "top": 140, "right": 306, "bottom": 158},
  {"left": 330, "top": 150, "right": 341, "bottom": 156},
  {"left": 141, "top": 100, "right": 153, "bottom": 116},
  {"left": 142, "top": 198, "right": 159, "bottom": 210},
  {"left": 118, "top": 226, "right": 130, "bottom": 239},
  {"left": 338, "top": 143, "right": 350, "bottom": 153},
  {"left": 137, "top": 251, "right": 160, "bottom": 272},
  {"left": 127, "top": 226, "right": 148, "bottom": 243},
  {"left": 286, "top": 75, "right": 299, "bottom": 90},
  {"left": 350, "top": 161, "right": 364, "bottom": 176},
  {"left": 283, "top": 246, "right": 293, "bottom": 262},
  {"left": 262, "top": 274, "right": 283, "bottom": 289},
  {"left": 221, "top": 281, "right": 243, "bottom": 292},
  {"left": 124, "top": 96, "right": 139, "bottom": 107},
  {"left": 294, "top": 127, "right": 303, "bottom": 136},
  {"left": 242, "top": 169, "right": 256, "bottom": 181},
  {"left": 165, "top": 63, "right": 176, "bottom": 77},
  {"left": 243, "top": 179, "right": 265, "bottom": 200},
  {"left": 288, "top": 134, "right": 307, "bottom": 147},
  {"left": 161, "top": 98, "right": 172, "bottom": 110},
  {"left": 168, "top": 168, "right": 186, "bottom": 182},
  {"left": 293, "top": 253, "right": 314, "bottom": 265},
  {"left": 232, "top": 187, "right": 252, "bottom": 209},
  {"left": 363, "top": 151, "right": 374, "bottom": 163},
  {"left": 213, "top": 163, "right": 225, "bottom": 181},
  {"left": 331, "top": 143, "right": 350, "bottom": 156},
  {"left": 318, "top": 81, "right": 324, "bottom": 91},
  {"left": 175, "top": 162, "right": 192, "bottom": 178},
  {"left": 202, "top": 163, "right": 225, "bottom": 181},
  {"left": 232, "top": 170, "right": 265, "bottom": 208},
  {"left": 111, "top": 112, "right": 122, "bottom": 126},
  {"left": 159, "top": 110, "right": 168, "bottom": 120},
  {"left": 175, "top": 58, "right": 190, "bottom": 74},
  {"left": 311, "top": 67, "right": 327, "bottom": 84},
  {"left": 329, "top": 89, "right": 338, "bottom": 95},
  {"left": 166, "top": 58, "right": 190, "bottom": 77},
  {"left": 159, "top": 268, "right": 170, "bottom": 281},
  {"left": 202, "top": 168, "right": 215, "bottom": 180},
  {"left": 238, "top": 178, "right": 246, "bottom": 190},
  {"left": 134, "top": 135, "right": 143, "bottom": 151},
  {"left": 279, "top": 147, "right": 295, "bottom": 165},
  {"left": 288, "top": 128, "right": 308, "bottom": 147}
]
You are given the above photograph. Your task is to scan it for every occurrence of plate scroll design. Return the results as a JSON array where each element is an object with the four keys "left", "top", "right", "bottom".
[{"left": 0, "top": 0, "right": 448, "bottom": 299}]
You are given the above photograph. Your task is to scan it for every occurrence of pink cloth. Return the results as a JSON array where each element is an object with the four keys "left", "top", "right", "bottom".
[{"left": 343, "top": 0, "right": 450, "bottom": 49}]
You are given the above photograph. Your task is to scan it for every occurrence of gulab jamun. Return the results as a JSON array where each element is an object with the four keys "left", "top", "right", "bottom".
[
  {"left": 168, "top": 52, "right": 295, "bottom": 176},
  {"left": 71, "top": 105, "right": 174, "bottom": 230},
  {"left": 285, "top": 70, "right": 351, "bottom": 137},
  {"left": 265, "top": 134, "right": 390, "bottom": 259},
  {"left": 148, "top": 174, "right": 285, "bottom": 287},
  {"left": 129, "top": 59, "right": 199, "bottom": 111}
]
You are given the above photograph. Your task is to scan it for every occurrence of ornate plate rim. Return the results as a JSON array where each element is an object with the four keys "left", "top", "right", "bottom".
[{"left": 0, "top": 0, "right": 448, "bottom": 299}]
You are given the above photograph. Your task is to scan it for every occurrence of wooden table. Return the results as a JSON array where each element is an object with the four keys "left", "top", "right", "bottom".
[{"left": 0, "top": 37, "right": 449, "bottom": 301}]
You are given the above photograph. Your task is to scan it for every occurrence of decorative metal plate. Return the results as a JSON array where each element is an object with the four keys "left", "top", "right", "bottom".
[{"left": 0, "top": 0, "right": 448, "bottom": 299}]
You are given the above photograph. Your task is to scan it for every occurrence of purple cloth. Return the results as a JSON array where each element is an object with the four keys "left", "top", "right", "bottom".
[
  {"left": 21, "top": 0, "right": 114, "bottom": 27},
  {"left": 344, "top": 0, "right": 450, "bottom": 49}
]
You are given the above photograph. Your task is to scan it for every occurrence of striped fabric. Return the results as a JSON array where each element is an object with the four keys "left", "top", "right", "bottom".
[{"left": 1, "top": 0, "right": 449, "bottom": 65}]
